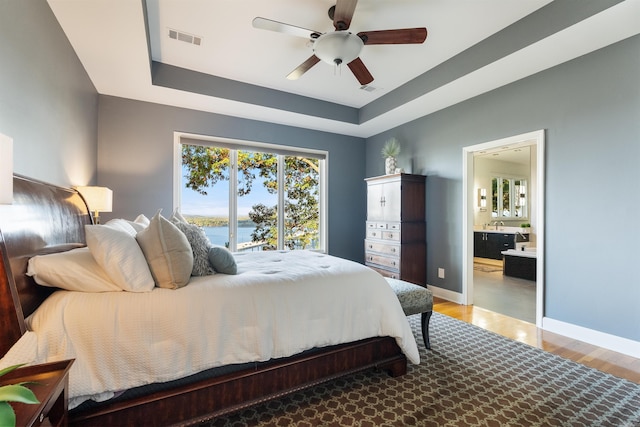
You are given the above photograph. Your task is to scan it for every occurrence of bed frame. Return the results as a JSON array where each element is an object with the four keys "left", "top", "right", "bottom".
[{"left": 0, "top": 175, "right": 407, "bottom": 426}]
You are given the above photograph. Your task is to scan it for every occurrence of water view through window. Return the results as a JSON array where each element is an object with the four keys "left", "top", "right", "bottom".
[{"left": 180, "top": 141, "right": 324, "bottom": 252}]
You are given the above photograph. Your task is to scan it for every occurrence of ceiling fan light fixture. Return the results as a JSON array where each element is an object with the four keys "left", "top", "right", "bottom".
[{"left": 313, "top": 31, "right": 363, "bottom": 66}]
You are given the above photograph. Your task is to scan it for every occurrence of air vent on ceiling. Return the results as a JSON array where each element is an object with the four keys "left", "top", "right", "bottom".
[
  {"left": 168, "top": 28, "right": 202, "bottom": 46},
  {"left": 360, "top": 85, "right": 378, "bottom": 92}
]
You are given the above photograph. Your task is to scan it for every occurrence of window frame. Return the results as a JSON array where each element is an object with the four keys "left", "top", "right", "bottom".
[
  {"left": 173, "top": 132, "right": 328, "bottom": 252},
  {"left": 491, "top": 175, "right": 528, "bottom": 220}
]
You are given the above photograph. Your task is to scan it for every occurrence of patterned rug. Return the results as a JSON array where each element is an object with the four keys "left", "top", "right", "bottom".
[
  {"left": 202, "top": 313, "right": 640, "bottom": 426},
  {"left": 474, "top": 263, "right": 503, "bottom": 273}
]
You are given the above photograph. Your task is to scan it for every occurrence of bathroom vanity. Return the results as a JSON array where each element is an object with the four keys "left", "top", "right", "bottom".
[{"left": 474, "top": 229, "right": 528, "bottom": 260}]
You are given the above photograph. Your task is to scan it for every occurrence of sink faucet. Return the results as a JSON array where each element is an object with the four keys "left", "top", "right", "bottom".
[{"left": 492, "top": 221, "right": 504, "bottom": 230}]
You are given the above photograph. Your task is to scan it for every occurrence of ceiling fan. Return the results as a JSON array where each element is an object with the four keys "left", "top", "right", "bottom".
[{"left": 252, "top": 0, "right": 427, "bottom": 85}]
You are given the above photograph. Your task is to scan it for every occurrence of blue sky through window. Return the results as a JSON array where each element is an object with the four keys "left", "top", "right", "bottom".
[{"left": 180, "top": 164, "right": 274, "bottom": 217}]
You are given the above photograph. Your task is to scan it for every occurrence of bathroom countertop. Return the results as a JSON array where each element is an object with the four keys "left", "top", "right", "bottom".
[
  {"left": 502, "top": 249, "right": 537, "bottom": 258},
  {"left": 474, "top": 226, "right": 530, "bottom": 234}
]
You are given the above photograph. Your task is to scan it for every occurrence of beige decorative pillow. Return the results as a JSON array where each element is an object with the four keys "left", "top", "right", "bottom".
[
  {"left": 136, "top": 212, "right": 193, "bottom": 289},
  {"left": 126, "top": 214, "right": 150, "bottom": 233},
  {"left": 85, "top": 224, "right": 155, "bottom": 292},
  {"left": 170, "top": 208, "right": 189, "bottom": 224}
]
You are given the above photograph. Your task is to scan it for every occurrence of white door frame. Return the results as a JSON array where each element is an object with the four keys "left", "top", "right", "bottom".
[{"left": 462, "top": 130, "right": 545, "bottom": 327}]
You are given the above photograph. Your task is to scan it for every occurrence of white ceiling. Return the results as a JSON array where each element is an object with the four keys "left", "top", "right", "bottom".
[{"left": 47, "top": 0, "right": 640, "bottom": 138}]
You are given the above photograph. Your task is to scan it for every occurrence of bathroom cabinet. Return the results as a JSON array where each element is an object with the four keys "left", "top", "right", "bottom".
[
  {"left": 503, "top": 253, "right": 536, "bottom": 280},
  {"left": 474, "top": 232, "right": 517, "bottom": 260},
  {"left": 364, "top": 173, "right": 426, "bottom": 285}
]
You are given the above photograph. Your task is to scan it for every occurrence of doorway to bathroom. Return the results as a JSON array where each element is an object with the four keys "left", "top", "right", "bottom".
[{"left": 462, "top": 130, "right": 545, "bottom": 327}]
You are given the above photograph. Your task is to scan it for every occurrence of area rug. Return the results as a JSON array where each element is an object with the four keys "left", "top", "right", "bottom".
[
  {"left": 203, "top": 313, "right": 640, "bottom": 426},
  {"left": 474, "top": 263, "right": 503, "bottom": 273}
]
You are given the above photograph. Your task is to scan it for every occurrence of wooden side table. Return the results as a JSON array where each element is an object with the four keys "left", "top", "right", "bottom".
[{"left": 0, "top": 360, "right": 73, "bottom": 427}]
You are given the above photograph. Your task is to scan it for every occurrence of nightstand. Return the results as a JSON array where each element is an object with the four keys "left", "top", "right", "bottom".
[{"left": 0, "top": 360, "right": 73, "bottom": 427}]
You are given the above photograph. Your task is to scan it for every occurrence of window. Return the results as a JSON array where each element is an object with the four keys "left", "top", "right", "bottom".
[
  {"left": 492, "top": 177, "right": 527, "bottom": 219},
  {"left": 175, "top": 135, "right": 327, "bottom": 252}
]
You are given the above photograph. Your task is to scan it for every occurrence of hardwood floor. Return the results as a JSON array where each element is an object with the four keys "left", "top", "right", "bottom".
[{"left": 434, "top": 297, "right": 640, "bottom": 384}]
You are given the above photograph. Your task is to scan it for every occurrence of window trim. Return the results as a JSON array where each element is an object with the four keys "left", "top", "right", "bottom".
[
  {"left": 491, "top": 175, "right": 528, "bottom": 220},
  {"left": 173, "top": 131, "right": 329, "bottom": 252}
]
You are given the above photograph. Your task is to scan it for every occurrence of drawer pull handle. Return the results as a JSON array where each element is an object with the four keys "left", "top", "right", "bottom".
[
  {"left": 391, "top": 248, "right": 396, "bottom": 252},
  {"left": 368, "top": 245, "right": 373, "bottom": 249},
  {"left": 388, "top": 234, "right": 393, "bottom": 238}
]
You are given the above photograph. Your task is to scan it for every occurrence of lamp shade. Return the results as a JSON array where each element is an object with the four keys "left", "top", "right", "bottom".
[
  {"left": 0, "top": 133, "right": 12, "bottom": 204},
  {"left": 77, "top": 186, "right": 113, "bottom": 213}
]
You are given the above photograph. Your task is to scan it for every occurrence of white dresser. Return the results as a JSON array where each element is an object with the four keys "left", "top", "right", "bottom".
[{"left": 364, "top": 173, "right": 426, "bottom": 285}]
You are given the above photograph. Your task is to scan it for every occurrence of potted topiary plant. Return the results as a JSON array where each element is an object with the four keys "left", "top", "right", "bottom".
[
  {"left": 381, "top": 137, "right": 401, "bottom": 174},
  {"left": 0, "top": 364, "right": 39, "bottom": 427}
]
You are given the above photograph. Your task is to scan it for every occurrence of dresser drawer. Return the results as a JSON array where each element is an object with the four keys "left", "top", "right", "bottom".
[
  {"left": 366, "top": 221, "right": 400, "bottom": 230},
  {"left": 366, "top": 228, "right": 401, "bottom": 241},
  {"left": 366, "top": 228, "right": 383, "bottom": 239},
  {"left": 365, "top": 252, "right": 400, "bottom": 271},
  {"left": 365, "top": 240, "right": 400, "bottom": 256},
  {"left": 382, "top": 230, "right": 400, "bottom": 241},
  {"left": 367, "top": 221, "right": 387, "bottom": 230},
  {"left": 366, "top": 264, "right": 399, "bottom": 279}
]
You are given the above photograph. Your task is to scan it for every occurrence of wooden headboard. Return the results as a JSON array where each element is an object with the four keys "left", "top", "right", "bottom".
[{"left": 0, "top": 175, "right": 91, "bottom": 355}]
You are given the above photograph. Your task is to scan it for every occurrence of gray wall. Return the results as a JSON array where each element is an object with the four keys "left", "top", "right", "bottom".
[
  {"left": 97, "top": 96, "right": 367, "bottom": 262},
  {"left": 0, "top": 0, "right": 98, "bottom": 187},
  {"left": 366, "top": 35, "right": 640, "bottom": 341}
]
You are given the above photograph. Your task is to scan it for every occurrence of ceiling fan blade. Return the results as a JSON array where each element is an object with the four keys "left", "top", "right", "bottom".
[
  {"left": 333, "top": 0, "right": 358, "bottom": 31},
  {"left": 286, "top": 55, "right": 321, "bottom": 80},
  {"left": 347, "top": 57, "right": 373, "bottom": 85},
  {"left": 358, "top": 28, "right": 427, "bottom": 45},
  {"left": 253, "top": 17, "right": 320, "bottom": 39}
]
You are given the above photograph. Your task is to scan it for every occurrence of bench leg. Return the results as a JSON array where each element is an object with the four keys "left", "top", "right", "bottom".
[{"left": 421, "top": 311, "right": 432, "bottom": 349}]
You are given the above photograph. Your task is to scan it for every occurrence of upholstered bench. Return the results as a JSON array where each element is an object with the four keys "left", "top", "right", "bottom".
[{"left": 385, "top": 278, "right": 433, "bottom": 349}]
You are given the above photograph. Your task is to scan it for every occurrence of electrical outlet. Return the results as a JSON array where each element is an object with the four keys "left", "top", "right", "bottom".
[{"left": 438, "top": 268, "right": 445, "bottom": 279}]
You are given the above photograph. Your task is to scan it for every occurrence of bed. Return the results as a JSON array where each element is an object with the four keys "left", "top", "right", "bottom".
[{"left": 0, "top": 175, "right": 419, "bottom": 426}]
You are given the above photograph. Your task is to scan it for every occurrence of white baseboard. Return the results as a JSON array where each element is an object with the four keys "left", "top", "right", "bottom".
[
  {"left": 543, "top": 317, "right": 640, "bottom": 359},
  {"left": 427, "top": 286, "right": 640, "bottom": 359},
  {"left": 427, "top": 285, "right": 464, "bottom": 304}
]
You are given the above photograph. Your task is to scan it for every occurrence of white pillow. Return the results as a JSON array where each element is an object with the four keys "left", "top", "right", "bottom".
[
  {"left": 85, "top": 224, "right": 155, "bottom": 292},
  {"left": 136, "top": 212, "right": 193, "bottom": 289},
  {"left": 27, "top": 247, "right": 122, "bottom": 292},
  {"left": 104, "top": 218, "right": 138, "bottom": 236},
  {"left": 127, "top": 214, "right": 150, "bottom": 232}
]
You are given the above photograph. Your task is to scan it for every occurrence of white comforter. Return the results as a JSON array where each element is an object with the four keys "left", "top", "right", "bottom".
[{"left": 13, "top": 251, "right": 419, "bottom": 408}]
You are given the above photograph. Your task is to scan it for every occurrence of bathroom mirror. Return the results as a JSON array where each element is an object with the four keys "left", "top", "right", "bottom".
[{"left": 492, "top": 176, "right": 527, "bottom": 218}]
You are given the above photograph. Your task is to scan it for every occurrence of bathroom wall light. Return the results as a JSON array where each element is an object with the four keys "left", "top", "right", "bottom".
[
  {"left": 518, "top": 183, "right": 526, "bottom": 207},
  {"left": 0, "top": 133, "right": 13, "bottom": 205},
  {"left": 478, "top": 188, "right": 487, "bottom": 209},
  {"left": 76, "top": 186, "right": 113, "bottom": 224}
]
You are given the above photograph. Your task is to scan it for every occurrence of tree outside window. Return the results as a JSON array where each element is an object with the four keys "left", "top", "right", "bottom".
[{"left": 181, "top": 143, "right": 322, "bottom": 251}]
